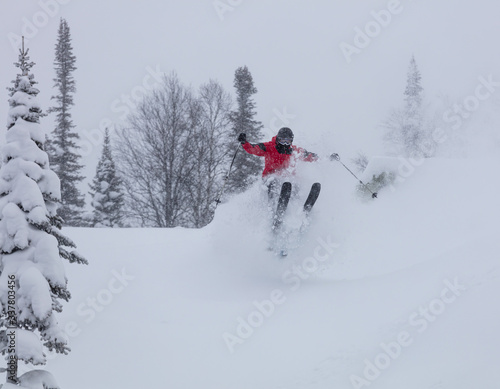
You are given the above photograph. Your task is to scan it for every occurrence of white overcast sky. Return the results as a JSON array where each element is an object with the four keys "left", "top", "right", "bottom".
[{"left": 1, "top": 0, "right": 499, "bottom": 181}]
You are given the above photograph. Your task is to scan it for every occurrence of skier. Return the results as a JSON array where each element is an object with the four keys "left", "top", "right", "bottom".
[
  {"left": 238, "top": 127, "right": 317, "bottom": 178},
  {"left": 238, "top": 127, "right": 333, "bottom": 228}
]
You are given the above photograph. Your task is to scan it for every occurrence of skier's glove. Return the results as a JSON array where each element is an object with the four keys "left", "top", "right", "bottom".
[
  {"left": 330, "top": 153, "right": 340, "bottom": 161},
  {"left": 238, "top": 133, "right": 247, "bottom": 144}
]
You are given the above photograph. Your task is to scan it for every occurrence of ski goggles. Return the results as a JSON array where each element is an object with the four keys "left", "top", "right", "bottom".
[{"left": 277, "top": 138, "right": 293, "bottom": 146}]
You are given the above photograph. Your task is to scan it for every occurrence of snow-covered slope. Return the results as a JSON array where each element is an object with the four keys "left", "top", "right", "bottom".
[{"left": 41, "top": 157, "right": 500, "bottom": 389}]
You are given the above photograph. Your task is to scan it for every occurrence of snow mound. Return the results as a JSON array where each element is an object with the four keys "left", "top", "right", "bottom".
[
  {"left": 18, "top": 370, "right": 60, "bottom": 389},
  {"left": 44, "top": 156, "right": 500, "bottom": 389}
]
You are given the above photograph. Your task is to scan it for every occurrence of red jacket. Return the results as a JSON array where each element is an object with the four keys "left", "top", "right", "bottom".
[{"left": 242, "top": 136, "right": 318, "bottom": 177}]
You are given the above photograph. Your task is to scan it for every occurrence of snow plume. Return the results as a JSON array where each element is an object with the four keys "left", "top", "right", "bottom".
[{"left": 0, "top": 45, "right": 87, "bottom": 384}]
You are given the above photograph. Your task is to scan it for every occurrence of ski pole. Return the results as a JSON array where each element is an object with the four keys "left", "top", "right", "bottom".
[
  {"left": 214, "top": 145, "right": 240, "bottom": 207},
  {"left": 330, "top": 154, "right": 378, "bottom": 199}
]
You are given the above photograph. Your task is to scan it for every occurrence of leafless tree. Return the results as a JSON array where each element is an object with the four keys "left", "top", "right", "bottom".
[
  {"left": 186, "top": 80, "right": 233, "bottom": 227},
  {"left": 116, "top": 73, "right": 197, "bottom": 227},
  {"left": 115, "top": 74, "right": 233, "bottom": 228}
]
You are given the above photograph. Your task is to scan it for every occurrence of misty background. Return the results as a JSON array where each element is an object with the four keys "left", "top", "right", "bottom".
[{"left": 1, "top": 0, "right": 499, "bottom": 193}]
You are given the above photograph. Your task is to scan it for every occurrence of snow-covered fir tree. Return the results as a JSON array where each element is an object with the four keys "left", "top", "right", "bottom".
[
  {"left": 227, "top": 66, "right": 264, "bottom": 193},
  {"left": 0, "top": 41, "right": 87, "bottom": 386},
  {"left": 89, "top": 128, "right": 124, "bottom": 227},
  {"left": 384, "top": 56, "right": 430, "bottom": 157},
  {"left": 402, "top": 55, "right": 424, "bottom": 155},
  {"left": 48, "top": 18, "right": 85, "bottom": 226}
]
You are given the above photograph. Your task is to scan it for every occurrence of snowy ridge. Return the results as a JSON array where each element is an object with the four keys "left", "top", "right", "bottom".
[{"left": 43, "top": 157, "right": 500, "bottom": 389}]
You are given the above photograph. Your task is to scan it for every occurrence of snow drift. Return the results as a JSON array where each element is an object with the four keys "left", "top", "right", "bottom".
[{"left": 35, "top": 156, "right": 500, "bottom": 389}]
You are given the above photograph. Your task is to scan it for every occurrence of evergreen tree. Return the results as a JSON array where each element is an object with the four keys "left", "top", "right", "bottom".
[
  {"left": 6, "top": 46, "right": 45, "bottom": 129},
  {"left": 48, "top": 18, "right": 85, "bottom": 226},
  {"left": 227, "top": 66, "right": 264, "bottom": 193},
  {"left": 0, "top": 41, "right": 87, "bottom": 386},
  {"left": 402, "top": 55, "right": 424, "bottom": 155},
  {"left": 384, "top": 56, "right": 428, "bottom": 157},
  {"left": 89, "top": 128, "right": 124, "bottom": 227}
]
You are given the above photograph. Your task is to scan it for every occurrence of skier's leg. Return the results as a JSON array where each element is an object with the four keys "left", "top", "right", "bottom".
[{"left": 267, "top": 178, "right": 279, "bottom": 202}]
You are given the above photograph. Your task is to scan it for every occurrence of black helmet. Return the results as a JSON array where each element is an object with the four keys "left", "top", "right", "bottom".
[{"left": 276, "top": 127, "right": 294, "bottom": 146}]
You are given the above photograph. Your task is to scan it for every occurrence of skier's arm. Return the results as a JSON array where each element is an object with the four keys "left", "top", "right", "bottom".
[
  {"left": 242, "top": 141, "right": 268, "bottom": 157},
  {"left": 238, "top": 132, "right": 267, "bottom": 157},
  {"left": 296, "top": 147, "right": 319, "bottom": 162}
]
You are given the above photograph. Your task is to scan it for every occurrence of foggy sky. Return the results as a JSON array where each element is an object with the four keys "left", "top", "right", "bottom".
[{"left": 1, "top": 0, "right": 499, "bottom": 183}]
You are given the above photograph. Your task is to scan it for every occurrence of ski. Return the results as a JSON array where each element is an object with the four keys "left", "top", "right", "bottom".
[
  {"left": 303, "top": 182, "right": 321, "bottom": 213},
  {"left": 272, "top": 182, "right": 292, "bottom": 231},
  {"left": 270, "top": 182, "right": 292, "bottom": 257},
  {"left": 270, "top": 182, "right": 321, "bottom": 257},
  {"left": 299, "top": 182, "right": 321, "bottom": 235}
]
